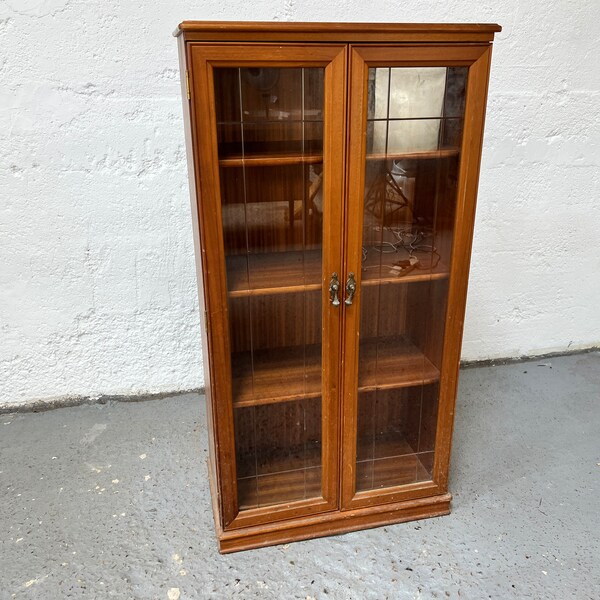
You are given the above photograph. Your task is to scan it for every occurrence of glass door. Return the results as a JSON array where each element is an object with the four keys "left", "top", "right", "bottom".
[
  {"left": 190, "top": 45, "right": 346, "bottom": 527},
  {"left": 342, "top": 45, "right": 491, "bottom": 507}
]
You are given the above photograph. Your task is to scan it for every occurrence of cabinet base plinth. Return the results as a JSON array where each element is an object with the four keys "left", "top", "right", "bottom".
[{"left": 216, "top": 493, "right": 451, "bottom": 553}]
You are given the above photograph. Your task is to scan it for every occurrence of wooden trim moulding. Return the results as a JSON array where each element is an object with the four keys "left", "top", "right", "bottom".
[
  {"left": 217, "top": 493, "right": 452, "bottom": 553},
  {"left": 174, "top": 21, "right": 501, "bottom": 43}
]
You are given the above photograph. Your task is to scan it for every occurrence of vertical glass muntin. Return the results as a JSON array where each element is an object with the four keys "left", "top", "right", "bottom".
[
  {"left": 214, "top": 67, "right": 326, "bottom": 510},
  {"left": 356, "top": 66, "right": 467, "bottom": 493}
]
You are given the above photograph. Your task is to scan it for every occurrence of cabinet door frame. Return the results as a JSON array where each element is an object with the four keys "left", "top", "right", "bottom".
[
  {"left": 340, "top": 43, "right": 493, "bottom": 510},
  {"left": 187, "top": 43, "right": 347, "bottom": 529}
]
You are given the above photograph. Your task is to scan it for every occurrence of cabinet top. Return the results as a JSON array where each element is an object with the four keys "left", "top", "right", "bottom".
[{"left": 174, "top": 21, "right": 501, "bottom": 43}]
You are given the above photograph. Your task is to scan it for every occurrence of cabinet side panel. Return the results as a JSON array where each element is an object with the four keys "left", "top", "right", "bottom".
[
  {"left": 178, "top": 35, "right": 225, "bottom": 531},
  {"left": 177, "top": 36, "right": 220, "bottom": 529},
  {"left": 434, "top": 46, "right": 494, "bottom": 489}
]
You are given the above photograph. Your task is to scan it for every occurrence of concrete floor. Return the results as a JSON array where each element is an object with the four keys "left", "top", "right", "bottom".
[{"left": 1, "top": 353, "right": 599, "bottom": 599}]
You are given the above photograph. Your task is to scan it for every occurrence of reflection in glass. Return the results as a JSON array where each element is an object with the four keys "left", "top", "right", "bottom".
[{"left": 367, "top": 67, "right": 467, "bottom": 154}]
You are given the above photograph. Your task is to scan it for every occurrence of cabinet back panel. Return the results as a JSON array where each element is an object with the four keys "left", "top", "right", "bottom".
[{"left": 228, "top": 292, "right": 322, "bottom": 353}]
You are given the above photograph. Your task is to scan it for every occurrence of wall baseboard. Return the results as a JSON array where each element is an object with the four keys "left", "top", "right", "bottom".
[
  {"left": 0, "top": 388, "right": 204, "bottom": 415},
  {"left": 2, "top": 345, "right": 598, "bottom": 415},
  {"left": 460, "top": 345, "right": 599, "bottom": 369}
]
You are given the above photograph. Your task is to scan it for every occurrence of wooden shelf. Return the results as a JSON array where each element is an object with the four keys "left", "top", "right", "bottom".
[
  {"left": 237, "top": 441, "right": 322, "bottom": 509},
  {"left": 366, "top": 148, "right": 459, "bottom": 162},
  {"left": 218, "top": 148, "right": 457, "bottom": 167},
  {"left": 237, "top": 433, "right": 433, "bottom": 508},
  {"left": 219, "top": 153, "right": 323, "bottom": 168},
  {"left": 237, "top": 433, "right": 433, "bottom": 507},
  {"left": 356, "top": 433, "right": 432, "bottom": 492},
  {"left": 226, "top": 251, "right": 322, "bottom": 298},
  {"left": 238, "top": 465, "right": 322, "bottom": 509},
  {"left": 231, "top": 336, "right": 437, "bottom": 407},
  {"left": 358, "top": 337, "right": 439, "bottom": 392},
  {"left": 226, "top": 249, "right": 447, "bottom": 298},
  {"left": 232, "top": 344, "right": 322, "bottom": 407},
  {"left": 237, "top": 439, "right": 322, "bottom": 475},
  {"left": 361, "top": 250, "right": 449, "bottom": 286},
  {"left": 217, "top": 117, "right": 323, "bottom": 125}
]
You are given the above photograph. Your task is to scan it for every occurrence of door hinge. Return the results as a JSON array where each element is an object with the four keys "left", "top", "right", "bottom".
[
  {"left": 203, "top": 310, "right": 209, "bottom": 333},
  {"left": 185, "top": 70, "right": 191, "bottom": 100}
]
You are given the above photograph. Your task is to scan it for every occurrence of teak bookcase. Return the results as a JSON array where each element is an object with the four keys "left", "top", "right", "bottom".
[{"left": 175, "top": 21, "right": 500, "bottom": 553}]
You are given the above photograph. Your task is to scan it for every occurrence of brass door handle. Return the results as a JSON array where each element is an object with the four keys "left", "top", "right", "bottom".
[
  {"left": 329, "top": 272, "right": 340, "bottom": 306},
  {"left": 345, "top": 272, "right": 357, "bottom": 305}
]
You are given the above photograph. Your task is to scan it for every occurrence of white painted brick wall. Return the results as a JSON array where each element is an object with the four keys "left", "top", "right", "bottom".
[{"left": 1, "top": 1, "right": 599, "bottom": 407}]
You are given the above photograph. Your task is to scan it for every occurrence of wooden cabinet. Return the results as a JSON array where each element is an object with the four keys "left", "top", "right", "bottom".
[{"left": 175, "top": 21, "right": 500, "bottom": 553}]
